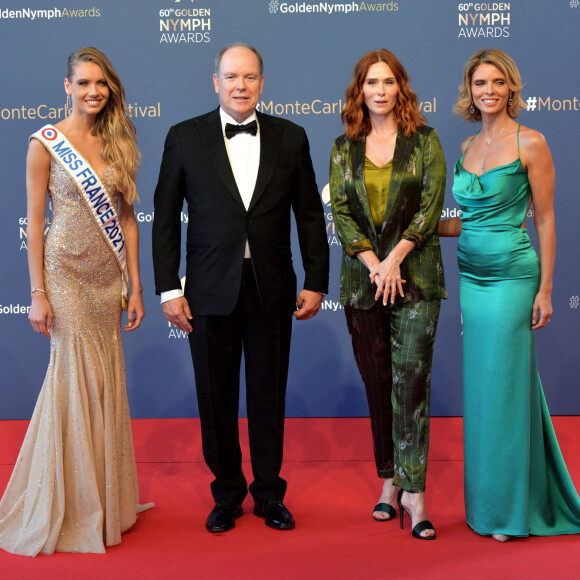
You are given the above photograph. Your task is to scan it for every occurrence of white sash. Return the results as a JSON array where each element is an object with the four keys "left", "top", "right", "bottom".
[{"left": 32, "top": 124, "right": 129, "bottom": 310}]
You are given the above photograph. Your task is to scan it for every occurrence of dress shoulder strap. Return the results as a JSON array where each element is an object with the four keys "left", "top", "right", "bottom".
[{"left": 460, "top": 131, "right": 479, "bottom": 162}]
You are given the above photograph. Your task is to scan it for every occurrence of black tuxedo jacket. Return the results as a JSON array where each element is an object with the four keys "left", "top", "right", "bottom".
[{"left": 152, "top": 108, "right": 329, "bottom": 317}]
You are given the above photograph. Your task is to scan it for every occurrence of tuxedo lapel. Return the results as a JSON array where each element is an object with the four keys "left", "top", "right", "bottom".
[
  {"left": 248, "top": 112, "right": 282, "bottom": 212},
  {"left": 381, "top": 130, "right": 413, "bottom": 234},
  {"left": 198, "top": 108, "right": 245, "bottom": 209}
]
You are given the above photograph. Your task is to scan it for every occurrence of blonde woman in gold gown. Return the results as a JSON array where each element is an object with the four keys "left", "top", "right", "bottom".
[{"left": 0, "top": 47, "right": 152, "bottom": 556}]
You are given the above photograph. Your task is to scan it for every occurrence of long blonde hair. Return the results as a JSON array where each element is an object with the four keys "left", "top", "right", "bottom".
[
  {"left": 454, "top": 48, "right": 525, "bottom": 122},
  {"left": 67, "top": 47, "right": 140, "bottom": 203}
]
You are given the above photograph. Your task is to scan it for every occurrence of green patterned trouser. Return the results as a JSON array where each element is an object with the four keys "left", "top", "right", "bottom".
[{"left": 345, "top": 299, "right": 441, "bottom": 492}]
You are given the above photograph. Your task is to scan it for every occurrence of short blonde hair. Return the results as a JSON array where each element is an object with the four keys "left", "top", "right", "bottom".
[{"left": 454, "top": 48, "right": 525, "bottom": 122}]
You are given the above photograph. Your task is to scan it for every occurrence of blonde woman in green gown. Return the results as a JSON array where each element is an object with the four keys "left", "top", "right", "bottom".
[{"left": 440, "top": 48, "right": 580, "bottom": 542}]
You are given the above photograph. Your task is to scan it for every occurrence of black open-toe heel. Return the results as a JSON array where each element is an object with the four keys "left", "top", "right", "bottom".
[
  {"left": 372, "top": 503, "right": 396, "bottom": 522},
  {"left": 397, "top": 489, "right": 436, "bottom": 540}
]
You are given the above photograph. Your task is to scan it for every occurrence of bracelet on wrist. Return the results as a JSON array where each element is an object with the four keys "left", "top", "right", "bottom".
[{"left": 31, "top": 288, "right": 46, "bottom": 295}]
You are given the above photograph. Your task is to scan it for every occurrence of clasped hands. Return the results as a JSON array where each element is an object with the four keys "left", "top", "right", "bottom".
[{"left": 370, "top": 255, "right": 406, "bottom": 305}]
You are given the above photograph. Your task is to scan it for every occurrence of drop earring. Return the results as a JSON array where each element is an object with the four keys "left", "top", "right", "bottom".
[
  {"left": 469, "top": 102, "right": 475, "bottom": 114},
  {"left": 66, "top": 93, "right": 72, "bottom": 115},
  {"left": 508, "top": 93, "right": 513, "bottom": 106}
]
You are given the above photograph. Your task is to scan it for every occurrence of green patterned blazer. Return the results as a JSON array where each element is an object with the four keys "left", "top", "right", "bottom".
[{"left": 329, "top": 126, "right": 447, "bottom": 309}]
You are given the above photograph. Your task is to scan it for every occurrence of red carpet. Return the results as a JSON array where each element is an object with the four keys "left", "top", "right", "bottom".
[{"left": 1, "top": 417, "right": 580, "bottom": 579}]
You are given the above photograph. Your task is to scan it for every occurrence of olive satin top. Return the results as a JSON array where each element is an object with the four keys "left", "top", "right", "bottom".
[{"left": 364, "top": 157, "right": 393, "bottom": 230}]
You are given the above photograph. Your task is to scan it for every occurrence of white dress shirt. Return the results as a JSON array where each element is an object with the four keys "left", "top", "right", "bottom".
[{"left": 161, "top": 107, "right": 260, "bottom": 304}]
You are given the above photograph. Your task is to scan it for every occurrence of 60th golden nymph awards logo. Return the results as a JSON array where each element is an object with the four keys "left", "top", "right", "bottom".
[
  {"left": 457, "top": 2, "right": 511, "bottom": 38},
  {"left": 158, "top": 0, "right": 211, "bottom": 44}
]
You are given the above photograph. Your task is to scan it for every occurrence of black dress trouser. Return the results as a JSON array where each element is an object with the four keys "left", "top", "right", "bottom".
[{"left": 188, "top": 259, "right": 293, "bottom": 506}]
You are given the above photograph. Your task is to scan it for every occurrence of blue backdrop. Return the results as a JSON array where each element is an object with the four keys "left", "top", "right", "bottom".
[{"left": 1, "top": 0, "right": 579, "bottom": 419}]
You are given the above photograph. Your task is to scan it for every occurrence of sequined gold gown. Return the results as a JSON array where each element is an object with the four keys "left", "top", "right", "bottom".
[{"left": 0, "top": 159, "right": 150, "bottom": 556}]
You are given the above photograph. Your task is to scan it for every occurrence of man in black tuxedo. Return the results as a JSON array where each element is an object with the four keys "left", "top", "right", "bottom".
[{"left": 152, "top": 43, "right": 329, "bottom": 533}]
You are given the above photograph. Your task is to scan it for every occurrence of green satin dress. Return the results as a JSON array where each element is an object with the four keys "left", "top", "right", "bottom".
[{"left": 453, "top": 126, "right": 580, "bottom": 537}]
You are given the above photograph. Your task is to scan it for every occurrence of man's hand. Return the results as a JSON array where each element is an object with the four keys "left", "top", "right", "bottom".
[
  {"left": 293, "top": 289, "right": 323, "bottom": 320},
  {"left": 162, "top": 296, "right": 193, "bottom": 333}
]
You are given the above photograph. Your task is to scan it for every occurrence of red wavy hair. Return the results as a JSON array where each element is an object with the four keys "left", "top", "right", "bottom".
[{"left": 341, "top": 49, "right": 426, "bottom": 141}]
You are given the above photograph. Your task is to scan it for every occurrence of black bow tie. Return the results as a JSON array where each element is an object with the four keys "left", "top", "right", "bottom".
[{"left": 225, "top": 120, "right": 258, "bottom": 139}]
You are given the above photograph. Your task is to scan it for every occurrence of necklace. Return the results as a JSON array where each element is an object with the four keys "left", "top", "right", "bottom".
[{"left": 480, "top": 120, "right": 510, "bottom": 171}]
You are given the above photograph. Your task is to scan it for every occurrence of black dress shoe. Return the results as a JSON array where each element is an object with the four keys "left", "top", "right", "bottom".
[
  {"left": 205, "top": 502, "right": 243, "bottom": 533},
  {"left": 253, "top": 500, "right": 295, "bottom": 530}
]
